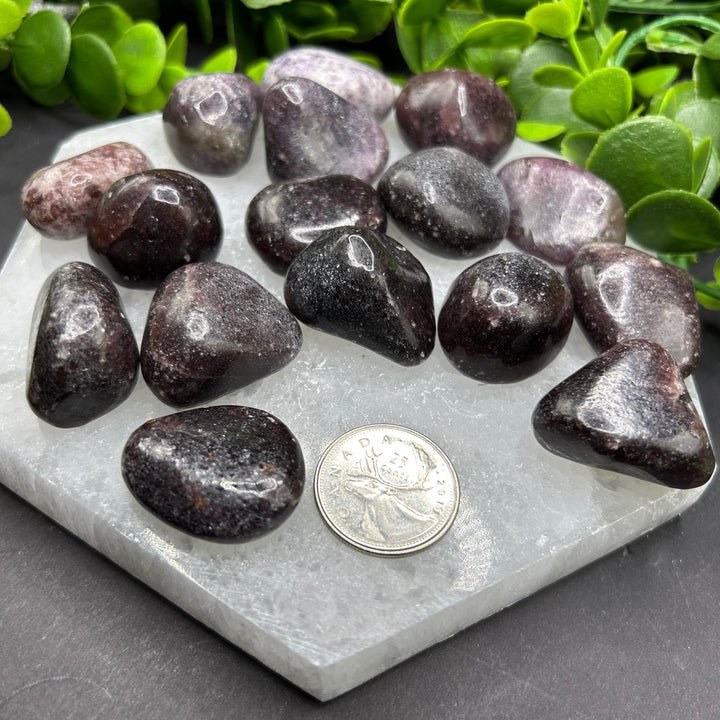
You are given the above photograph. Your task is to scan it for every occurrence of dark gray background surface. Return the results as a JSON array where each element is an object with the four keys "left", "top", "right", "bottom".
[{"left": 2, "top": 78, "right": 720, "bottom": 720}]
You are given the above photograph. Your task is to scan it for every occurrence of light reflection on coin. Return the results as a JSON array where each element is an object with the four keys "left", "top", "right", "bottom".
[{"left": 314, "top": 424, "right": 460, "bottom": 556}]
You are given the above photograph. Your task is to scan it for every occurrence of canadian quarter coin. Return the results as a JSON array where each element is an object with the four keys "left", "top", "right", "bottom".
[{"left": 314, "top": 424, "right": 460, "bottom": 556}]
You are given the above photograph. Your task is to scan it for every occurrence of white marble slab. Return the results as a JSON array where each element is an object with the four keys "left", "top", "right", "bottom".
[{"left": 0, "top": 113, "right": 713, "bottom": 700}]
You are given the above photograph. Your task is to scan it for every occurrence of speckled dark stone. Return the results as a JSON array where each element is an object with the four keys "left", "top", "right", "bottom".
[
  {"left": 284, "top": 226, "right": 435, "bottom": 365},
  {"left": 532, "top": 339, "right": 715, "bottom": 489},
  {"left": 21, "top": 142, "right": 152, "bottom": 239},
  {"left": 246, "top": 175, "right": 387, "bottom": 274},
  {"left": 439, "top": 253, "right": 573, "bottom": 383},
  {"left": 262, "top": 77, "right": 389, "bottom": 183},
  {"left": 141, "top": 261, "right": 302, "bottom": 407},
  {"left": 567, "top": 243, "right": 701, "bottom": 377},
  {"left": 27, "top": 261, "right": 139, "bottom": 427},
  {"left": 87, "top": 169, "right": 222, "bottom": 284},
  {"left": 378, "top": 147, "right": 509, "bottom": 258},
  {"left": 395, "top": 69, "right": 516, "bottom": 165},
  {"left": 498, "top": 156, "right": 626, "bottom": 264},
  {"left": 121, "top": 405, "right": 305, "bottom": 542},
  {"left": 163, "top": 72, "right": 262, "bottom": 175}
]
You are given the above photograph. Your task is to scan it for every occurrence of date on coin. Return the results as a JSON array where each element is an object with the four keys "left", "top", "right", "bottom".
[{"left": 314, "top": 424, "right": 459, "bottom": 556}]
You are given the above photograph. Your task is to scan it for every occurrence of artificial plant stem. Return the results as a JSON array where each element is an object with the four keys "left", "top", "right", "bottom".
[
  {"left": 693, "top": 277, "right": 720, "bottom": 301},
  {"left": 567, "top": 32, "right": 590, "bottom": 75},
  {"left": 610, "top": 0, "right": 720, "bottom": 13}
]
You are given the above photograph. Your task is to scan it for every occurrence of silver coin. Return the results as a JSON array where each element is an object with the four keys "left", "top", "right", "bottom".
[{"left": 314, "top": 424, "right": 460, "bottom": 556}]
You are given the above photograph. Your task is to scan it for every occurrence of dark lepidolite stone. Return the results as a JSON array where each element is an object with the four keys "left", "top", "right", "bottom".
[
  {"left": 246, "top": 175, "right": 387, "bottom": 274},
  {"left": 566, "top": 243, "right": 701, "bottom": 378},
  {"left": 163, "top": 72, "right": 262, "bottom": 175},
  {"left": 497, "top": 156, "right": 626, "bottom": 264},
  {"left": 87, "top": 169, "right": 222, "bottom": 284},
  {"left": 261, "top": 46, "right": 396, "bottom": 121},
  {"left": 122, "top": 405, "right": 305, "bottom": 542},
  {"left": 395, "top": 69, "right": 516, "bottom": 166},
  {"left": 263, "top": 77, "right": 389, "bottom": 183},
  {"left": 21, "top": 142, "right": 152, "bottom": 239},
  {"left": 27, "top": 261, "right": 139, "bottom": 427},
  {"left": 141, "top": 261, "right": 302, "bottom": 406},
  {"left": 284, "top": 226, "right": 435, "bottom": 365},
  {"left": 378, "top": 146, "right": 509, "bottom": 258},
  {"left": 532, "top": 339, "right": 715, "bottom": 489},
  {"left": 439, "top": 253, "right": 573, "bottom": 383}
]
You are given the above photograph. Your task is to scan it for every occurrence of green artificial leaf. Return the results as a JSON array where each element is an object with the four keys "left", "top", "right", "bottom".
[
  {"left": 532, "top": 64, "right": 584, "bottom": 88},
  {"left": 264, "top": 10, "right": 289, "bottom": 56},
  {"left": 715, "top": 256, "right": 720, "bottom": 284},
  {"left": 348, "top": 51, "right": 382, "bottom": 69},
  {"left": 112, "top": 22, "right": 166, "bottom": 96},
  {"left": 419, "top": 15, "right": 462, "bottom": 71},
  {"left": 700, "top": 32, "right": 720, "bottom": 60},
  {"left": 525, "top": 3, "right": 576, "bottom": 40},
  {"left": 159, "top": 63, "right": 189, "bottom": 93},
  {"left": 632, "top": 65, "right": 680, "bottom": 99},
  {"left": 66, "top": 33, "right": 125, "bottom": 119},
  {"left": 0, "top": 47, "right": 10, "bottom": 72},
  {"left": 200, "top": 45, "right": 237, "bottom": 73},
  {"left": 465, "top": 46, "right": 522, "bottom": 79},
  {"left": 692, "top": 137, "right": 713, "bottom": 194},
  {"left": 561, "top": 130, "right": 600, "bottom": 166},
  {"left": 461, "top": 19, "right": 536, "bottom": 50},
  {"left": 576, "top": 34, "right": 602, "bottom": 73},
  {"left": 597, "top": 30, "right": 626, "bottom": 69},
  {"left": 398, "top": 0, "right": 450, "bottom": 27},
  {"left": 571, "top": 67, "right": 632, "bottom": 128},
  {"left": 336, "top": 0, "right": 393, "bottom": 42},
  {"left": 0, "top": 102, "right": 11, "bottom": 136},
  {"left": 646, "top": 28, "right": 703, "bottom": 57},
  {"left": 483, "top": 0, "right": 537, "bottom": 11},
  {"left": 697, "top": 283, "right": 720, "bottom": 310},
  {"left": 697, "top": 145, "right": 720, "bottom": 199},
  {"left": 587, "top": 116, "right": 694, "bottom": 209},
  {"left": 244, "top": 0, "right": 294, "bottom": 8},
  {"left": 165, "top": 23, "right": 188, "bottom": 66},
  {"left": 245, "top": 57, "right": 269, "bottom": 84},
  {"left": 587, "top": 0, "right": 609, "bottom": 30},
  {"left": 125, "top": 84, "right": 167, "bottom": 113},
  {"left": 675, "top": 100, "right": 720, "bottom": 160},
  {"left": 0, "top": 0, "right": 23, "bottom": 38},
  {"left": 516, "top": 120, "right": 566, "bottom": 141},
  {"left": 12, "top": 64, "right": 70, "bottom": 105},
  {"left": 658, "top": 81, "right": 697, "bottom": 119},
  {"left": 626, "top": 190, "right": 720, "bottom": 254},
  {"left": 194, "top": 0, "right": 213, "bottom": 43},
  {"left": 71, "top": 4, "right": 132, "bottom": 46},
  {"left": 89, "top": 0, "right": 160, "bottom": 21},
  {"left": 11, "top": 10, "right": 71, "bottom": 90},
  {"left": 394, "top": 13, "right": 423, "bottom": 73},
  {"left": 14, "top": 0, "right": 30, "bottom": 11},
  {"left": 522, "top": 85, "right": 595, "bottom": 132},
  {"left": 564, "top": 0, "right": 583, "bottom": 29},
  {"left": 694, "top": 56, "right": 720, "bottom": 101},
  {"left": 281, "top": 0, "right": 337, "bottom": 28},
  {"left": 287, "top": 23, "right": 358, "bottom": 42}
]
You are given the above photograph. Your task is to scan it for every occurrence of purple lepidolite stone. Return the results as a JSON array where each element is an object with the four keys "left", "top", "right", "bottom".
[
  {"left": 122, "top": 405, "right": 305, "bottom": 542},
  {"left": 566, "top": 243, "right": 700, "bottom": 377},
  {"left": 163, "top": 72, "right": 262, "bottom": 175},
  {"left": 498, "top": 156, "right": 626, "bottom": 264},
  {"left": 27, "top": 261, "right": 139, "bottom": 427},
  {"left": 21, "top": 142, "right": 152, "bottom": 239},
  {"left": 263, "top": 77, "right": 389, "bottom": 183},
  {"left": 532, "top": 339, "right": 715, "bottom": 489},
  {"left": 395, "top": 69, "right": 516, "bottom": 165},
  {"left": 141, "top": 261, "right": 302, "bottom": 407},
  {"left": 87, "top": 169, "right": 222, "bottom": 284},
  {"left": 246, "top": 175, "right": 387, "bottom": 274}
]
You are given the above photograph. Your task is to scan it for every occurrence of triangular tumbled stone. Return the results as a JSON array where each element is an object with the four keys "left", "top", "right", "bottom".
[
  {"left": 532, "top": 339, "right": 715, "bottom": 489},
  {"left": 284, "top": 226, "right": 435, "bottom": 366},
  {"left": 141, "top": 261, "right": 302, "bottom": 406}
]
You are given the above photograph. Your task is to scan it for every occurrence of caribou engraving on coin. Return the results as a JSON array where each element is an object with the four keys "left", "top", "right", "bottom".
[{"left": 314, "top": 424, "right": 460, "bottom": 555}]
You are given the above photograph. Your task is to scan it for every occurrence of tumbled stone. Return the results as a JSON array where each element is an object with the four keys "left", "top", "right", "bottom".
[
  {"left": 87, "top": 169, "right": 222, "bottom": 284},
  {"left": 532, "top": 339, "right": 715, "bottom": 489},
  {"left": 284, "top": 226, "right": 435, "bottom": 365},
  {"left": 27, "top": 261, "right": 139, "bottom": 427},
  {"left": 378, "top": 146, "right": 509, "bottom": 257},
  {"left": 395, "top": 69, "right": 516, "bottom": 165},
  {"left": 263, "top": 77, "right": 389, "bottom": 183},
  {"left": 246, "top": 175, "right": 387, "bottom": 274},
  {"left": 261, "top": 46, "right": 396, "bottom": 121},
  {"left": 141, "top": 261, "right": 302, "bottom": 406},
  {"left": 21, "top": 142, "right": 152, "bottom": 239},
  {"left": 498, "top": 156, "right": 626, "bottom": 264},
  {"left": 566, "top": 243, "right": 700, "bottom": 377},
  {"left": 439, "top": 253, "right": 573, "bottom": 383},
  {"left": 122, "top": 405, "right": 305, "bottom": 542},
  {"left": 163, "top": 72, "right": 262, "bottom": 175}
]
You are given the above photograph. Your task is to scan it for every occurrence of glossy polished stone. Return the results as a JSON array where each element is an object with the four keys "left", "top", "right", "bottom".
[
  {"left": 246, "top": 175, "right": 387, "bottom": 274},
  {"left": 263, "top": 77, "right": 389, "bottom": 183},
  {"left": 21, "top": 142, "right": 152, "bottom": 239},
  {"left": 378, "top": 146, "right": 509, "bottom": 257},
  {"left": 498, "top": 156, "right": 626, "bottom": 264},
  {"left": 439, "top": 253, "right": 573, "bottom": 383},
  {"left": 26, "top": 261, "right": 139, "bottom": 427},
  {"left": 284, "top": 226, "right": 435, "bottom": 365},
  {"left": 87, "top": 169, "right": 222, "bottom": 284},
  {"left": 261, "top": 46, "right": 396, "bottom": 121},
  {"left": 122, "top": 405, "right": 305, "bottom": 542},
  {"left": 567, "top": 243, "right": 701, "bottom": 377},
  {"left": 395, "top": 69, "right": 516, "bottom": 165},
  {"left": 141, "top": 261, "right": 302, "bottom": 406},
  {"left": 532, "top": 339, "right": 715, "bottom": 489},
  {"left": 163, "top": 72, "right": 262, "bottom": 175}
]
